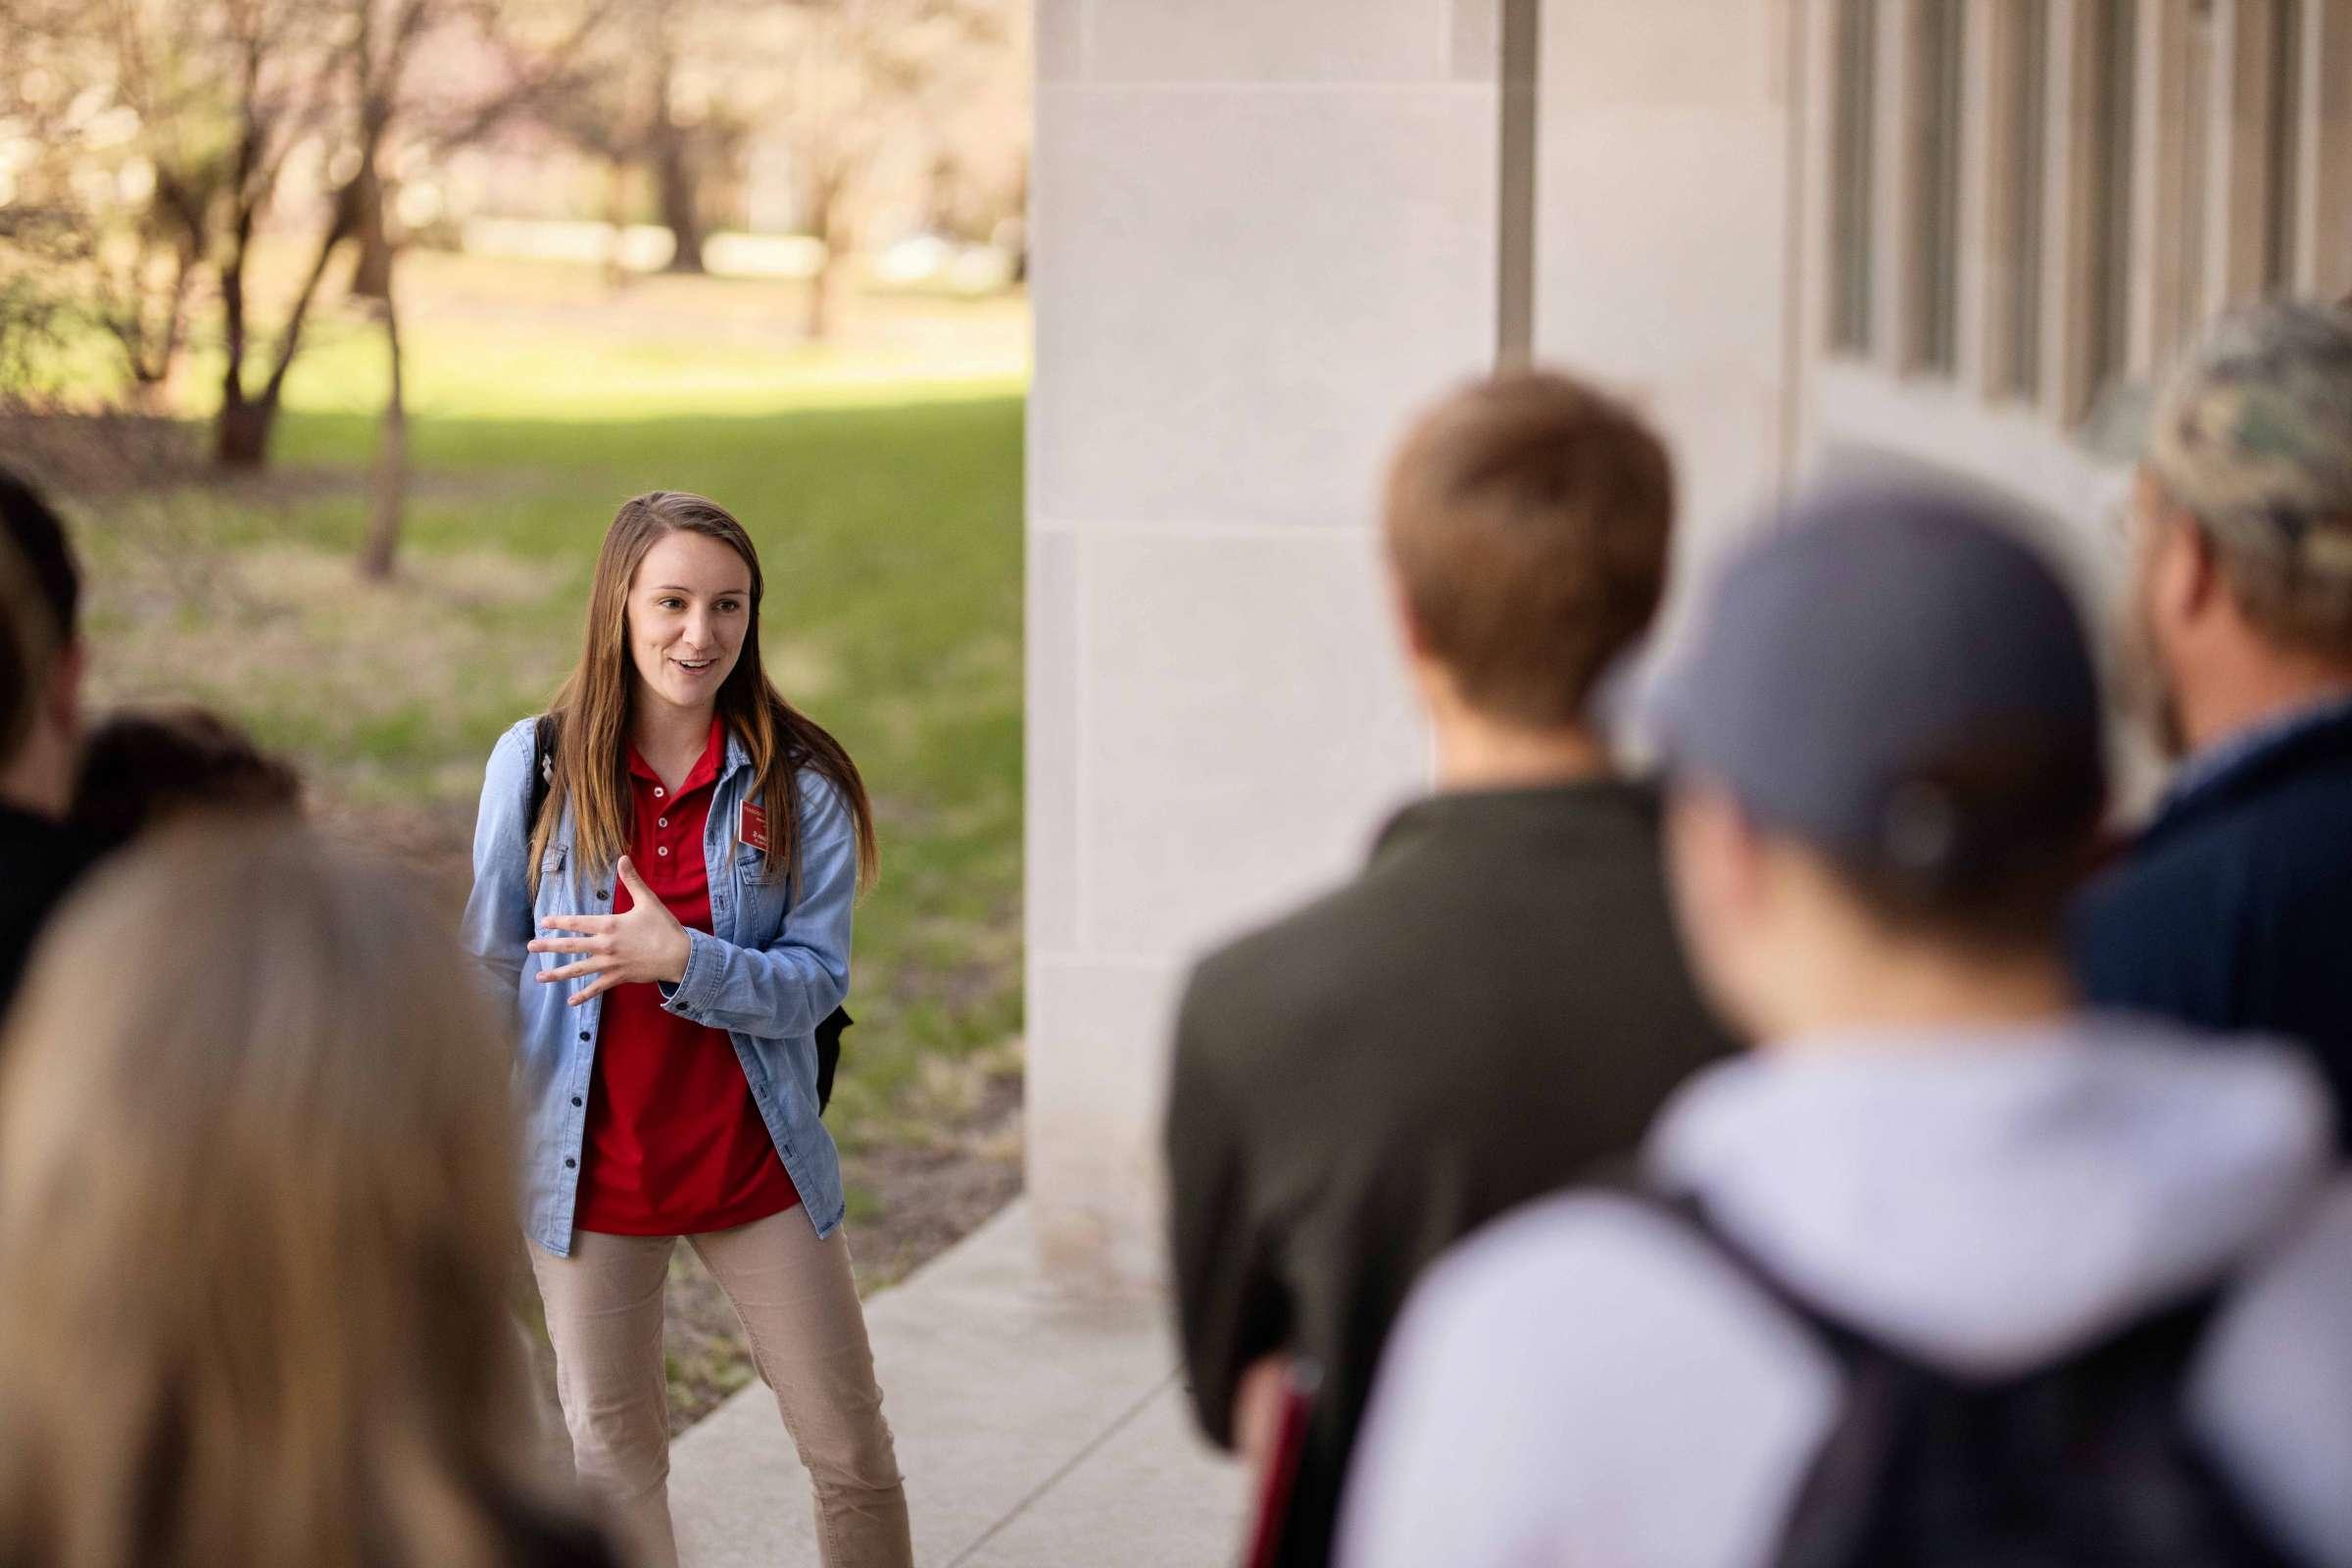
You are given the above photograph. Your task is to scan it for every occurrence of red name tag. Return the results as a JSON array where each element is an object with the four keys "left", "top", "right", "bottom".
[{"left": 741, "top": 801, "right": 770, "bottom": 854}]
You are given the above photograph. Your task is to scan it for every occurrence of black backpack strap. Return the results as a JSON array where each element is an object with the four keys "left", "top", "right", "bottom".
[
  {"left": 814, "top": 1006, "right": 849, "bottom": 1113},
  {"left": 529, "top": 712, "right": 558, "bottom": 835},
  {"left": 1597, "top": 1174, "right": 1869, "bottom": 1362}
]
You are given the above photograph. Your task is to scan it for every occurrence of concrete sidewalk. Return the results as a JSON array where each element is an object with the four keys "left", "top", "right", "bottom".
[{"left": 668, "top": 1200, "right": 1246, "bottom": 1567}]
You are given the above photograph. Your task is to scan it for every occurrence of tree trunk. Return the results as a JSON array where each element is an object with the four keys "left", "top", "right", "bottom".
[
  {"left": 214, "top": 395, "right": 275, "bottom": 468},
  {"left": 804, "top": 175, "right": 845, "bottom": 341},
  {"left": 357, "top": 289, "right": 408, "bottom": 581},
  {"left": 656, "top": 126, "right": 705, "bottom": 273},
  {"left": 805, "top": 250, "right": 838, "bottom": 341},
  {"left": 349, "top": 161, "right": 395, "bottom": 300},
  {"left": 604, "top": 157, "right": 635, "bottom": 289},
  {"left": 212, "top": 186, "right": 351, "bottom": 473}
]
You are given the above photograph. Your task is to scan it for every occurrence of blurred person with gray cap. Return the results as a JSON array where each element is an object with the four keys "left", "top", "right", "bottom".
[
  {"left": 2072, "top": 300, "right": 2352, "bottom": 1132},
  {"left": 1340, "top": 482, "right": 2352, "bottom": 1568}
]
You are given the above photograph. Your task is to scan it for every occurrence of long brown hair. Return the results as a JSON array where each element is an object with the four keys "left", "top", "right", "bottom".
[
  {"left": 0, "top": 824, "right": 582, "bottom": 1568},
  {"left": 528, "top": 491, "right": 878, "bottom": 896}
]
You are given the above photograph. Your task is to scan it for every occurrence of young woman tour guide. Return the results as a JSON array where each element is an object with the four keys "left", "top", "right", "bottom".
[{"left": 463, "top": 491, "right": 911, "bottom": 1568}]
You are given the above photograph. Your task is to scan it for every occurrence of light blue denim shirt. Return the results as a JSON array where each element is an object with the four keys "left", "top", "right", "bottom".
[{"left": 461, "top": 715, "right": 855, "bottom": 1256}]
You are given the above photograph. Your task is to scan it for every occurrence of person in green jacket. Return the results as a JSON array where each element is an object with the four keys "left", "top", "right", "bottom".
[{"left": 1163, "top": 369, "right": 1735, "bottom": 1568}]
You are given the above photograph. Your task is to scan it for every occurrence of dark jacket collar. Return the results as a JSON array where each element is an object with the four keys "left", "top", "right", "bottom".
[
  {"left": 2139, "top": 703, "right": 2352, "bottom": 852},
  {"left": 1369, "top": 777, "right": 1659, "bottom": 867}
]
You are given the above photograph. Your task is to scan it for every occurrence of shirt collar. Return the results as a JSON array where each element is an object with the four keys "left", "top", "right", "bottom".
[
  {"left": 1369, "top": 777, "right": 1657, "bottom": 866},
  {"left": 627, "top": 713, "right": 728, "bottom": 795},
  {"left": 2159, "top": 691, "right": 2352, "bottom": 813}
]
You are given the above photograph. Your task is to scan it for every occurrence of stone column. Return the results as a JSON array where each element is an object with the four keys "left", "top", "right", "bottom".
[
  {"left": 1026, "top": 0, "right": 1531, "bottom": 1289},
  {"left": 1531, "top": 0, "right": 1800, "bottom": 592}
]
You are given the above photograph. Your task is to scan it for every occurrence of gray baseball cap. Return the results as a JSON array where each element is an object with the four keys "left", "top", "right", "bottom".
[{"left": 1642, "top": 480, "right": 2106, "bottom": 880}]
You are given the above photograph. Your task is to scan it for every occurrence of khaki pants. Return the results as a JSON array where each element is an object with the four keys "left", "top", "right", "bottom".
[{"left": 529, "top": 1210, "right": 911, "bottom": 1568}]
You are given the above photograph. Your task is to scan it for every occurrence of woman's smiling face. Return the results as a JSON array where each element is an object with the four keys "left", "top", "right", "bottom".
[{"left": 626, "top": 529, "right": 753, "bottom": 713}]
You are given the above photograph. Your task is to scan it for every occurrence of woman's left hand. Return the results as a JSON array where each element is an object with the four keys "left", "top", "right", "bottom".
[{"left": 528, "top": 857, "right": 693, "bottom": 1005}]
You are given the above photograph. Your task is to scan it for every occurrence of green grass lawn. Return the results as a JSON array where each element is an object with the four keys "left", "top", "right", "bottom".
[{"left": 63, "top": 259, "right": 1028, "bottom": 1152}]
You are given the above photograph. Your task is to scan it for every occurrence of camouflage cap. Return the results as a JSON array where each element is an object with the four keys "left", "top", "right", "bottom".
[{"left": 2146, "top": 300, "right": 2352, "bottom": 580}]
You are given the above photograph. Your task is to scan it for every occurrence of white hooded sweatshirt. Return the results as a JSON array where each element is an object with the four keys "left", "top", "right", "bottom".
[{"left": 1338, "top": 1017, "right": 2352, "bottom": 1568}]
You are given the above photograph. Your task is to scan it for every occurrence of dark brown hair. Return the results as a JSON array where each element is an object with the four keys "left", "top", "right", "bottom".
[
  {"left": 1383, "top": 370, "right": 1675, "bottom": 726},
  {"left": 71, "top": 707, "right": 302, "bottom": 851},
  {"left": 530, "top": 491, "right": 878, "bottom": 895},
  {"left": 0, "top": 468, "right": 77, "bottom": 647},
  {"left": 0, "top": 537, "right": 48, "bottom": 767},
  {"left": 1829, "top": 723, "right": 2107, "bottom": 953}
]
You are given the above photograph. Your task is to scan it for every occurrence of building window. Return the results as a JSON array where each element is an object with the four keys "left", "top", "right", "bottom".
[
  {"left": 1916, "top": 0, "right": 1967, "bottom": 371},
  {"left": 1832, "top": 0, "right": 1878, "bottom": 354},
  {"left": 2005, "top": 0, "right": 2050, "bottom": 396},
  {"left": 2315, "top": 1, "right": 2352, "bottom": 298},
  {"left": 2266, "top": 0, "right": 2305, "bottom": 292},
  {"left": 2180, "top": 0, "right": 2216, "bottom": 351},
  {"left": 2088, "top": 0, "right": 2137, "bottom": 401}
]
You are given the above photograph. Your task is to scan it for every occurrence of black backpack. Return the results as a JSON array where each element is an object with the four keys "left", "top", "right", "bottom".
[
  {"left": 528, "top": 712, "right": 850, "bottom": 1113},
  {"left": 1643, "top": 1191, "right": 2305, "bottom": 1568}
]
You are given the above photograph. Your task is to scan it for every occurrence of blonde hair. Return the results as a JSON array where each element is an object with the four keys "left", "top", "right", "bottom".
[
  {"left": 529, "top": 490, "right": 878, "bottom": 897},
  {"left": 0, "top": 825, "right": 568, "bottom": 1568}
]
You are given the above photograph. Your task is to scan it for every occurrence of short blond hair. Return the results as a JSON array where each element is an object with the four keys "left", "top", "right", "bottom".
[{"left": 1384, "top": 371, "right": 1675, "bottom": 726}]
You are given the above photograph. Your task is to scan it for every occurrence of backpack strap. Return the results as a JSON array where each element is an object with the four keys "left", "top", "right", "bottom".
[
  {"left": 1598, "top": 1175, "right": 1870, "bottom": 1363},
  {"left": 814, "top": 1005, "right": 849, "bottom": 1113},
  {"left": 529, "top": 712, "right": 558, "bottom": 836},
  {"left": 1612, "top": 1181, "right": 2243, "bottom": 1375}
]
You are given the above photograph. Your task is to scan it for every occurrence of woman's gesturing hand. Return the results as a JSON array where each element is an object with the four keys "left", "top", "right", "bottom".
[{"left": 528, "top": 857, "right": 693, "bottom": 1006}]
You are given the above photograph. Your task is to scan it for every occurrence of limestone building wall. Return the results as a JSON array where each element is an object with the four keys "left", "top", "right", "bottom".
[{"left": 1026, "top": 0, "right": 1530, "bottom": 1285}]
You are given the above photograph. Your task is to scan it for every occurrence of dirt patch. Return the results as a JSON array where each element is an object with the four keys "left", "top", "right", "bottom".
[
  {"left": 80, "top": 520, "right": 578, "bottom": 794},
  {"left": 0, "top": 412, "right": 204, "bottom": 493},
  {"left": 194, "top": 462, "right": 564, "bottom": 512},
  {"left": 309, "top": 795, "right": 481, "bottom": 899}
]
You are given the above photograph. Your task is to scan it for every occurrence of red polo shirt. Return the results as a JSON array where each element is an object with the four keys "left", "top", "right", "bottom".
[{"left": 576, "top": 716, "right": 801, "bottom": 1235}]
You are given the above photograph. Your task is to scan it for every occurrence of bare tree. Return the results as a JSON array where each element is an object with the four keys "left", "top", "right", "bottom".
[
  {"left": 211, "top": 0, "right": 353, "bottom": 466},
  {"left": 531, "top": 0, "right": 761, "bottom": 276},
  {"left": 763, "top": 0, "right": 1015, "bottom": 339},
  {"left": 335, "top": 0, "right": 621, "bottom": 572},
  {"left": 0, "top": 0, "right": 613, "bottom": 473},
  {"left": 521, "top": 0, "right": 1017, "bottom": 334},
  {"left": 220, "top": 0, "right": 610, "bottom": 468},
  {"left": 0, "top": 0, "right": 306, "bottom": 416}
]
